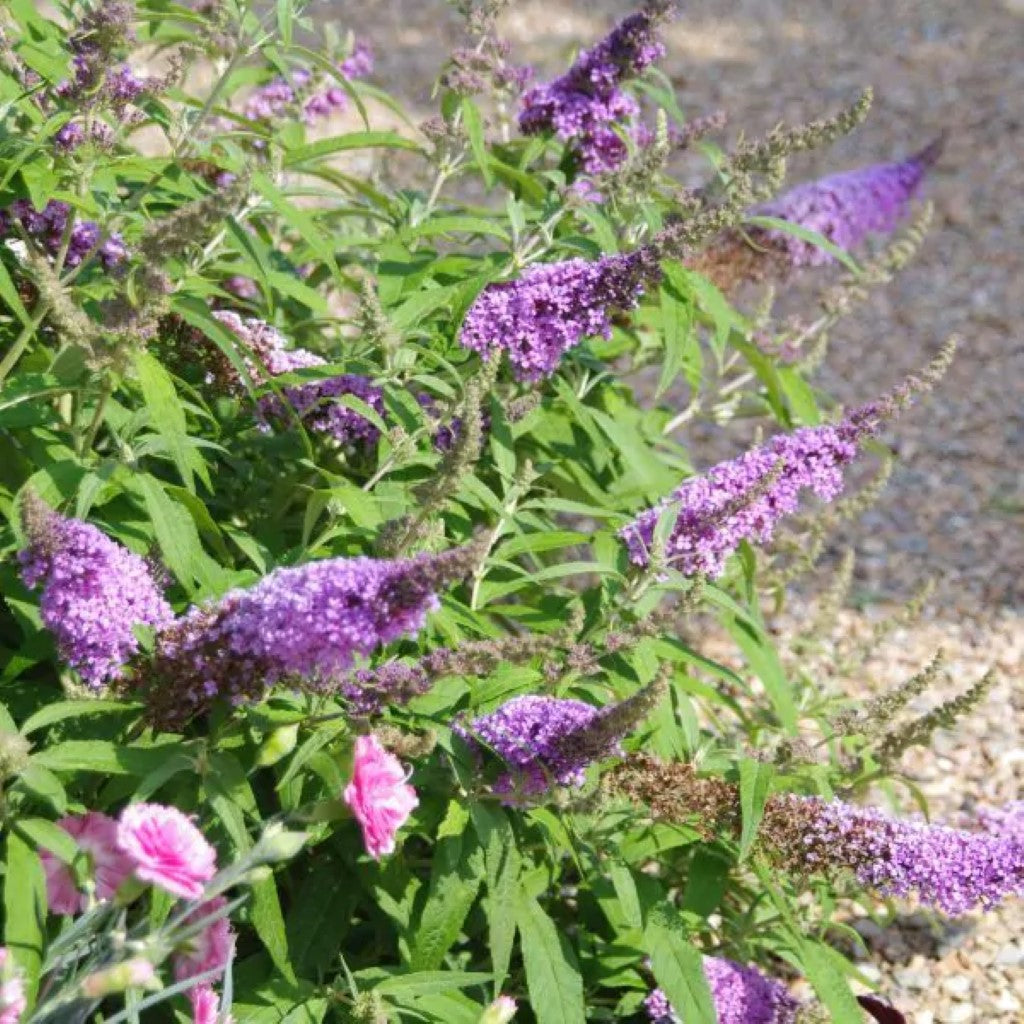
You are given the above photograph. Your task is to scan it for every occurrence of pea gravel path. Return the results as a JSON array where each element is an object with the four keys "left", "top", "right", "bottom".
[{"left": 326, "top": 1, "right": 1024, "bottom": 1019}]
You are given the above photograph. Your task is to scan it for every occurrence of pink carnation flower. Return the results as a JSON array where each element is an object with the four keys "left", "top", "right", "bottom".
[
  {"left": 343, "top": 735, "right": 418, "bottom": 859},
  {"left": 190, "top": 986, "right": 232, "bottom": 1024},
  {"left": 0, "top": 948, "right": 26, "bottom": 1024},
  {"left": 174, "top": 896, "right": 235, "bottom": 984},
  {"left": 116, "top": 804, "right": 217, "bottom": 900},
  {"left": 39, "top": 811, "right": 133, "bottom": 915}
]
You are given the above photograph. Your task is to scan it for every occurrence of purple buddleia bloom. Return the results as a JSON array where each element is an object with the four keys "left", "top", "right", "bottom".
[
  {"left": 519, "top": 10, "right": 665, "bottom": 172},
  {"left": 459, "top": 249, "right": 658, "bottom": 381},
  {"left": 751, "top": 138, "right": 943, "bottom": 267},
  {"left": 463, "top": 695, "right": 602, "bottom": 799},
  {"left": 223, "top": 275, "right": 260, "bottom": 301},
  {"left": 620, "top": 416, "right": 868, "bottom": 576},
  {"left": 19, "top": 494, "right": 173, "bottom": 689},
  {"left": 144, "top": 542, "right": 481, "bottom": 728},
  {"left": 772, "top": 794, "right": 1024, "bottom": 915},
  {"left": 461, "top": 683, "right": 664, "bottom": 801},
  {"left": 243, "top": 41, "right": 372, "bottom": 126},
  {"left": 0, "top": 199, "right": 126, "bottom": 269},
  {"left": 645, "top": 958, "right": 799, "bottom": 1024},
  {"left": 340, "top": 40, "right": 374, "bottom": 80},
  {"left": 210, "top": 311, "right": 385, "bottom": 447},
  {"left": 977, "top": 802, "right": 1024, "bottom": 844}
]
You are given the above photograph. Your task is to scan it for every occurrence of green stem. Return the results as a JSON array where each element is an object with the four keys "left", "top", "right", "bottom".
[
  {"left": 0, "top": 303, "right": 50, "bottom": 384},
  {"left": 78, "top": 377, "right": 114, "bottom": 456}
]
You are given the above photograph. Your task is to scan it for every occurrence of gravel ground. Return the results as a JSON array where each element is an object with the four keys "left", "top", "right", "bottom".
[{"left": 321, "top": 1, "right": 1024, "bottom": 1018}]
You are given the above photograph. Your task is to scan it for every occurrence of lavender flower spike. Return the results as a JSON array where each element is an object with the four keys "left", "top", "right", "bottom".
[
  {"left": 645, "top": 957, "right": 799, "bottom": 1024},
  {"left": 767, "top": 794, "right": 1024, "bottom": 915},
  {"left": 210, "top": 311, "right": 385, "bottom": 447},
  {"left": 621, "top": 344, "right": 956, "bottom": 576},
  {"left": 459, "top": 250, "right": 659, "bottom": 381},
  {"left": 19, "top": 493, "right": 173, "bottom": 689},
  {"left": 519, "top": 8, "right": 669, "bottom": 172},
  {"left": 143, "top": 540, "right": 484, "bottom": 729},
  {"left": 463, "top": 679, "right": 664, "bottom": 801},
  {"left": 751, "top": 137, "right": 944, "bottom": 267}
]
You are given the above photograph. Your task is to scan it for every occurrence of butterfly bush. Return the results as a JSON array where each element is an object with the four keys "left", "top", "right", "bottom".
[
  {"left": 459, "top": 249, "right": 659, "bottom": 380},
  {"left": 751, "top": 138, "right": 944, "bottom": 267},
  {"left": 142, "top": 542, "right": 481, "bottom": 728},
  {"left": 209, "top": 310, "right": 386, "bottom": 445},
  {"left": 620, "top": 346, "right": 953, "bottom": 574},
  {"left": 519, "top": 8, "right": 667, "bottom": 172},
  {"left": 645, "top": 957, "right": 799, "bottom": 1024},
  {"left": 19, "top": 494, "right": 173, "bottom": 688},
  {"left": 0, "top": 1, "right": 999, "bottom": 1022},
  {"left": 766, "top": 794, "right": 1024, "bottom": 915}
]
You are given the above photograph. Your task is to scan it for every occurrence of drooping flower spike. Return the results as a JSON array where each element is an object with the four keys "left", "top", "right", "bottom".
[
  {"left": 645, "top": 957, "right": 799, "bottom": 1024},
  {"left": 19, "top": 493, "right": 173, "bottom": 689},
  {"left": 209, "top": 311, "right": 386, "bottom": 447},
  {"left": 142, "top": 539, "right": 485, "bottom": 729},
  {"left": 462, "top": 678, "right": 666, "bottom": 801},
  {"left": 459, "top": 249, "right": 660, "bottom": 381},
  {"left": 0, "top": 948, "right": 27, "bottom": 1024},
  {"left": 519, "top": 8, "right": 670, "bottom": 173},
  {"left": 750, "top": 137, "right": 944, "bottom": 267},
  {"left": 621, "top": 343, "right": 956, "bottom": 576}
]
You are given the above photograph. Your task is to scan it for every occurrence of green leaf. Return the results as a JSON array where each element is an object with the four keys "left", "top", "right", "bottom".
[
  {"left": 461, "top": 97, "right": 493, "bottom": 187},
  {"left": 375, "top": 971, "right": 493, "bottom": 998},
  {"left": 738, "top": 758, "right": 774, "bottom": 861},
  {"left": 800, "top": 938, "right": 864, "bottom": 1024},
  {"left": 133, "top": 350, "right": 195, "bottom": 490},
  {"left": 283, "top": 130, "right": 423, "bottom": 168},
  {"left": 746, "top": 215, "right": 863, "bottom": 275},
  {"left": 135, "top": 474, "right": 224, "bottom": 594},
  {"left": 469, "top": 803, "right": 520, "bottom": 989},
  {"left": 20, "top": 699, "right": 141, "bottom": 736},
  {"left": 286, "top": 860, "right": 359, "bottom": 977},
  {"left": 4, "top": 830, "right": 45, "bottom": 1001},
  {"left": 644, "top": 905, "right": 715, "bottom": 1024},
  {"left": 515, "top": 893, "right": 585, "bottom": 1024},
  {"left": 32, "top": 738, "right": 185, "bottom": 776},
  {"left": 409, "top": 800, "right": 482, "bottom": 971}
]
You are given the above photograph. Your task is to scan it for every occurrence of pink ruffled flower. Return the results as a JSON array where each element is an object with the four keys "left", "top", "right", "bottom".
[
  {"left": 39, "top": 811, "right": 133, "bottom": 915},
  {"left": 190, "top": 986, "right": 232, "bottom": 1024},
  {"left": 116, "top": 804, "right": 217, "bottom": 900},
  {"left": 343, "top": 735, "right": 418, "bottom": 859},
  {"left": 0, "top": 949, "right": 26, "bottom": 1024},
  {"left": 174, "top": 897, "right": 235, "bottom": 985}
]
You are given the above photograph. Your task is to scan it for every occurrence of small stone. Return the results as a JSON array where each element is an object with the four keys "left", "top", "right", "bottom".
[
  {"left": 938, "top": 1004, "right": 974, "bottom": 1024},
  {"left": 942, "top": 975, "right": 972, "bottom": 999},
  {"left": 994, "top": 944, "right": 1024, "bottom": 967},
  {"left": 895, "top": 967, "right": 932, "bottom": 991},
  {"left": 913, "top": 1013, "right": 935, "bottom": 1024},
  {"left": 994, "top": 992, "right": 1021, "bottom": 1013},
  {"left": 857, "top": 963, "right": 883, "bottom": 984}
]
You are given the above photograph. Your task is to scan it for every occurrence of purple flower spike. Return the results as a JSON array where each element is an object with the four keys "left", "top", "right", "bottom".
[
  {"left": 620, "top": 415, "right": 871, "bottom": 576},
  {"left": 752, "top": 138, "right": 944, "bottom": 267},
  {"left": 464, "top": 695, "right": 602, "bottom": 798},
  {"left": 0, "top": 199, "right": 126, "bottom": 269},
  {"left": 19, "top": 494, "right": 173, "bottom": 689},
  {"left": 519, "top": 10, "right": 666, "bottom": 172},
  {"left": 211, "top": 311, "right": 385, "bottom": 447},
  {"left": 144, "top": 542, "right": 482, "bottom": 728},
  {"left": 777, "top": 794, "right": 1024, "bottom": 915},
  {"left": 459, "top": 250, "right": 658, "bottom": 381},
  {"left": 646, "top": 957, "right": 799, "bottom": 1024}
]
